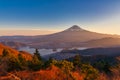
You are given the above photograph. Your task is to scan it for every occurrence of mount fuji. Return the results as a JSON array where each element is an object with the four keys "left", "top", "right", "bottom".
[
  {"left": 28, "top": 25, "right": 119, "bottom": 48},
  {"left": 0, "top": 25, "right": 120, "bottom": 49}
]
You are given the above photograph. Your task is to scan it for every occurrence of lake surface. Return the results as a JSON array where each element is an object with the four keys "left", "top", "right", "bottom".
[{"left": 18, "top": 46, "right": 87, "bottom": 56}]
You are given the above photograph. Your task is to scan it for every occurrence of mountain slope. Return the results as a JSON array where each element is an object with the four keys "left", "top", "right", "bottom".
[
  {"left": 34, "top": 25, "right": 113, "bottom": 42},
  {"left": 0, "top": 43, "right": 18, "bottom": 56},
  {"left": 1, "top": 41, "right": 27, "bottom": 49},
  {"left": 29, "top": 25, "right": 118, "bottom": 48},
  {"left": 0, "top": 25, "right": 119, "bottom": 49},
  {"left": 84, "top": 37, "right": 120, "bottom": 48},
  {"left": 0, "top": 43, "right": 32, "bottom": 60}
]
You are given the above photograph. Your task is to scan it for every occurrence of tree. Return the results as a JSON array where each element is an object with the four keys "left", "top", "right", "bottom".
[
  {"left": 73, "top": 55, "right": 81, "bottom": 67},
  {"left": 44, "top": 59, "right": 75, "bottom": 80},
  {"left": 93, "top": 60, "right": 111, "bottom": 73},
  {"left": 80, "top": 64, "right": 99, "bottom": 80},
  {"left": 58, "top": 60, "right": 74, "bottom": 72},
  {"left": 28, "top": 49, "right": 43, "bottom": 71},
  {"left": 1, "top": 49, "right": 22, "bottom": 71},
  {"left": 18, "top": 53, "right": 25, "bottom": 63},
  {"left": 58, "top": 60, "right": 75, "bottom": 80},
  {"left": 18, "top": 53, "right": 28, "bottom": 70},
  {"left": 2, "top": 49, "right": 10, "bottom": 57},
  {"left": 7, "top": 55, "right": 21, "bottom": 71},
  {"left": 43, "top": 57, "right": 56, "bottom": 68},
  {"left": 28, "top": 54, "right": 42, "bottom": 71},
  {"left": 34, "top": 49, "right": 41, "bottom": 61}
]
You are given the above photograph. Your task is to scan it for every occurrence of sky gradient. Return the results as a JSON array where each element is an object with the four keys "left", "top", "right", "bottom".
[{"left": 0, "top": 0, "right": 120, "bottom": 35}]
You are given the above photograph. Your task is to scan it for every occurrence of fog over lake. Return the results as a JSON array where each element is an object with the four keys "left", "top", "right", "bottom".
[{"left": 18, "top": 46, "right": 87, "bottom": 56}]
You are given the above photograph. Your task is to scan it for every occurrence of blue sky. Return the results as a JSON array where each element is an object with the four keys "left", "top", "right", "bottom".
[{"left": 0, "top": 0, "right": 120, "bottom": 35}]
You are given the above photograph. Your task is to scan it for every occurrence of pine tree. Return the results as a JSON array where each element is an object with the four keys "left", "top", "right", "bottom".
[
  {"left": 28, "top": 49, "right": 42, "bottom": 71},
  {"left": 34, "top": 49, "right": 41, "bottom": 61},
  {"left": 73, "top": 55, "right": 81, "bottom": 66}
]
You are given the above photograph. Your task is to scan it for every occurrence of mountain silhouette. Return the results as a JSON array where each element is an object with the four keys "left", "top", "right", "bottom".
[
  {"left": 0, "top": 25, "right": 119, "bottom": 49},
  {"left": 29, "top": 25, "right": 118, "bottom": 48}
]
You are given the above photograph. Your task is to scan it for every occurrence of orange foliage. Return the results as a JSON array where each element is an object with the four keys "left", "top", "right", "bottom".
[
  {"left": 0, "top": 43, "right": 19, "bottom": 56},
  {"left": 6, "top": 65, "right": 83, "bottom": 80},
  {"left": 0, "top": 43, "right": 32, "bottom": 60},
  {"left": 72, "top": 72, "right": 83, "bottom": 80},
  {"left": 19, "top": 51, "right": 32, "bottom": 60}
]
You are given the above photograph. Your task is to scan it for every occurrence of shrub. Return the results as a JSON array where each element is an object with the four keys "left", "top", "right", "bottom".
[{"left": 80, "top": 64, "right": 99, "bottom": 80}]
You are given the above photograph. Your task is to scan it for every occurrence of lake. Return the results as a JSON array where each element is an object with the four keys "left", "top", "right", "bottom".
[{"left": 18, "top": 46, "right": 87, "bottom": 56}]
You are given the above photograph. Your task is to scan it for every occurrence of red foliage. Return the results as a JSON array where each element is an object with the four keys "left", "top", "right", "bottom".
[
  {"left": 6, "top": 65, "right": 83, "bottom": 80},
  {"left": 0, "top": 43, "right": 32, "bottom": 60}
]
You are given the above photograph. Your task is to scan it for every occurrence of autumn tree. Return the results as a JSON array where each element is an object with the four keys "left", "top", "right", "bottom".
[
  {"left": 7, "top": 55, "right": 21, "bottom": 71},
  {"left": 1, "top": 49, "right": 22, "bottom": 71},
  {"left": 2, "top": 49, "right": 10, "bottom": 57},
  {"left": 80, "top": 64, "right": 99, "bottom": 80},
  {"left": 28, "top": 51, "right": 42, "bottom": 71},
  {"left": 43, "top": 57, "right": 57, "bottom": 68},
  {"left": 18, "top": 53, "right": 28, "bottom": 70}
]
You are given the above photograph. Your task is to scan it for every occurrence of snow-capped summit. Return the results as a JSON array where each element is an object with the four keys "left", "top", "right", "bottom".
[{"left": 66, "top": 25, "right": 84, "bottom": 31}]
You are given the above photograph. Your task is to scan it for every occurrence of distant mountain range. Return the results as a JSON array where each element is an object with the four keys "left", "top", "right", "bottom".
[
  {"left": 0, "top": 25, "right": 120, "bottom": 49},
  {"left": 1, "top": 41, "right": 27, "bottom": 49},
  {"left": 44, "top": 47, "right": 120, "bottom": 60}
]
